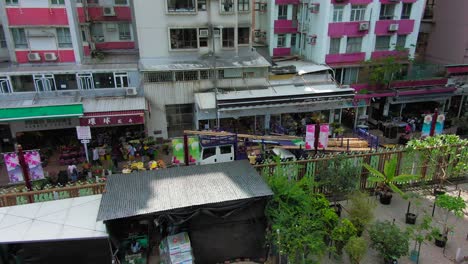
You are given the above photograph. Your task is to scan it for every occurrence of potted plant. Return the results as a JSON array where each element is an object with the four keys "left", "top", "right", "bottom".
[
  {"left": 344, "top": 236, "right": 367, "bottom": 264},
  {"left": 432, "top": 194, "right": 466, "bottom": 248},
  {"left": 369, "top": 220, "right": 410, "bottom": 264},
  {"left": 347, "top": 191, "right": 376, "bottom": 236},
  {"left": 331, "top": 219, "right": 357, "bottom": 256},
  {"left": 407, "top": 215, "right": 434, "bottom": 262},
  {"left": 404, "top": 192, "right": 422, "bottom": 225},
  {"left": 363, "top": 156, "right": 420, "bottom": 205}
]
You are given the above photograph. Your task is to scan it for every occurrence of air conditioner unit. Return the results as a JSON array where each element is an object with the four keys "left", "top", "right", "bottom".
[
  {"left": 254, "top": 30, "right": 262, "bottom": 37},
  {"left": 106, "top": 23, "right": 117, "bottom": 31},
  {"left": 359, "top": 22, "right": 370, "bottom": 31},
  {"left": 199, "top": 29, "right": 209, "bottom": 38},
  {"left": 27, "top": 53, "right": 41, "bottom": 62},
  {"left": 44, "top": 52, "right": 57, "bottom": 61},
  {"left": 389, "top": 23, "right": 399, "bottom": 31},
  {"left": 307, "top": 35, "right": 317, "bottom": 45},
  {"left": 125, "top": 87, "right": 137, "bottom": 96},
  {"left": 103, "top": 6, "right": 116, "bottom": 16}
]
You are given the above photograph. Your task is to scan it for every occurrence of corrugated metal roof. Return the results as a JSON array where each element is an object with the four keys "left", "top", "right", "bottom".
[
  {"left": 97, "top": 160, "right": 273, "bottom": 221},
  {"left": 82, "top": 97, "right": 147, "bottom": 113},
  {"left": 0, "top": 96, "right": 80, "bottom": 109}
]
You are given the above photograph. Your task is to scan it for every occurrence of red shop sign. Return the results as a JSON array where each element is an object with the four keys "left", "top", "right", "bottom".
[{"left": 80, "top": 114, "right": 144, "bottom": 127}]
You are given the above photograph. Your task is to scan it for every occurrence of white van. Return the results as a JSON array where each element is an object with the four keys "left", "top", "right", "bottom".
[
  {"left": 199, "top": 144, "right": 235, "bottom": 165},
  {"left": 271, "top": 147, "right": 296, "bottom": 161}
]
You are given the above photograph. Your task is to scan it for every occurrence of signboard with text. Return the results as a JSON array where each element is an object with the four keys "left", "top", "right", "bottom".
[
  {"left": 76, "top": 126, "right": 92, "bottom": 140},
  {"left": 79, "top": 114, "right": 144, "bottom": 127}
]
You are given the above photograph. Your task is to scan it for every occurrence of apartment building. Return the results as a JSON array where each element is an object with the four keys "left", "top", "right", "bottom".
[
  {"left": 0, "top": 0, "right": 144, "bottom": 152},
  {"left": 134, "top": 0, "right": 272, "bottom": 138},
  {"left": 256, "top": 0, "right": 424, "bottom": 85}
]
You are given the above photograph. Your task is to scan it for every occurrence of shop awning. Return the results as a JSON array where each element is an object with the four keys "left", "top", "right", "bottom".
[
  {"left": 80, "top": 97, "right": 147, "bottom": 127},
  {"left": 0, "top": 104, "right": 83, "bottom": 122}
]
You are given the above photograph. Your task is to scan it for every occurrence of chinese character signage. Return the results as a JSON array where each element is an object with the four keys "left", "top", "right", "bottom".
[
  {"left": 79, "top": 114, "right": 144, "bottom": 127},
  {"left": 3, "top": 150, "right": 45, "bottom": 183},
  {"left": 305, "top": 124, "right": 329, "bottom": 150}
]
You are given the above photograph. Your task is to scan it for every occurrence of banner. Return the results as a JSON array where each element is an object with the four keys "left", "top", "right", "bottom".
[
  {"left": 171, "top": 137, "right": 200, "bottom": 165},
  {"left": 421, "top": 113, "right": 445, "bottom": 137},
  {"left": 4, "top": 153, "right": 23, "bottom": 183},
  {"left": 305, "top": 124, "right": 329, "bottom": 150},
  {"left": 305, "top": 125, "right": 315, "bottom": 150},
  {"left": 3, "top": 150, "right": 44, "bottom": 183},
  {"left": 435, "top": 114, "right": 445, "bottom": 135},
  {"left": 24, "top": 150, "right": 45, "bottom": 180},
  {"left": 421, "top": 114, "right": 432, "bottom": 137}
]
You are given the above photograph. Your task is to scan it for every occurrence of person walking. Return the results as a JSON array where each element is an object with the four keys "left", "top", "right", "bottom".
[{"left": 92, "top": 147, "right": 101, "bottom": 165}]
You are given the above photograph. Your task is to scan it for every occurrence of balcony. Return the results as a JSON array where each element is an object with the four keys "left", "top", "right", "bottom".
[
  {"left": 375, "top": 20, "right": 415, "bottom": 35},
  {"left": 273, "top": 48, "right": 291, "bottom": 57},
  {"left": 371, "top": 50, "right": 409, "bottom": 60},
  {"left": 77, "top": 6, "right": 132, "bottom": 23},
  {"left": 331, "top": 0, "right": 372, "bottom": 4},
  {"left": 274, "top": 20, "right": 299, "bottom": 34},
  {"left": 275, "top": 0, "right": 300, "bottom": 4},
  {"left": 6, "top": 8, "right": 69, "bottom": 26},
  {"left": 325, "top": 52, "right": 366, "bottom": 64},
  {"left": 328, "top": 22, "right": 369, "bottom": 38},
  {"left": 15, "top": 50, "right": 75, "bottom": 64}
]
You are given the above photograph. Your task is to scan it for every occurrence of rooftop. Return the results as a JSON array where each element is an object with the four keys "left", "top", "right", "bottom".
[
  {"left": 97, "top": 160, "right": 273, "bottom": 221},
  {"left": 139, "top": 48, "right": 271, "bottom": 71}
]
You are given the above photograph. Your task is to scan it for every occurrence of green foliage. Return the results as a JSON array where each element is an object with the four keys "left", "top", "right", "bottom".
[
  {"left": 347, "top": 191, "right": 376, "bottom": 235},
  {"left": 362, "top": 57, "right": 407, "bottom": 87},
  {"left": 436, "top": 194, "right": 466, "bottom": 218},
  {"left": 363, "top": 156, "right": 420, "bottom": 197},
  {"left": 265, "top": 160, "right": 339, "bottom": 263},
  {"left": 407, "top": 135, "right": 468, "bottom": 181},
  {"left": 368, "top": 221, "right": 410, "bottom": 260},
  {"left": 318, "top": 155, "right": 360, "bottom": 200},
  {"left": 407, "top": 215, "right": 434, "bottom": 252},
  {"left": 344, "top": 236, "right": 368, "bottom": 264},
  {"left": 332, "top": 219, "right": 357, "bottom": 243}
]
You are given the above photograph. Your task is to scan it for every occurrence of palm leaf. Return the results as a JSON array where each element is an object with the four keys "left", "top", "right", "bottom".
[
  {"left": 383, "top": 157, "right": 398, "bottom": 180},
  {"left": 393, "top": 174, "right": 420, "bottom": 183},
  {"left": 367, "top": 176, "right": 385, "bottom": 183},
  {"left": 363, "top": 163, "right": 384, "bottom": 178},
  {"left": 389, "top": 182, "right": 404, "bottom": 196}
]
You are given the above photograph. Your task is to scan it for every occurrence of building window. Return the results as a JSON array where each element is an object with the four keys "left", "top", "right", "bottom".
[
  {"left": 238, "top": 0, "right": 249, "bottom": 11},
  {"left": 198, "top": 0, "right": 207, "bottom": 10},
  {"left": 145, "top": 72, "right": 174, "bottom": 82},
  {"left": 332, "top": 5, "right": 344, "bottom": 22},
  {"left": 278, "top": 5, "right": 288, "bottom": 20},
  {"left": 93, "top": 73, "right": 115, "bottom": 88},
  {"left": 55, "top": 74, "right": 78, "bottom": 90},
  {"left": 6, "top": 0, "right": 19, "bottom": 5},
  {"left": 10, "top": 76, "right": 35, "bottom": 92},
  {"left": 170, "top": 28, "right": 198, "bottom": 49},
  {"left": 200, "top": 70, "right": 213, "bottom": 80},
  {"left": 396, "top": 35, "right": 407, "bottom": 49},
  {"left": 346, "top": 37, "right": 362, "bottom": 53},
  {"left": 291, "top": 34, "right": 297, "bottom": 46},
  {"left": 166, "top": 104, "right": 194, "bottom": 138},
  {"left": 167, "top": 0, "right": 195, "bottom": 12},
  {"left": 380, "top": 4, "right": 395, "bottom": 20},
  {"left": 238, "top": 27, "right": 250, "bottom": 44},
  {"left": 11, "top": 28, "right": 28, "bottom": 49},
  {"left": 118, "top": 23, "right": 132, "bottom": 40},
  {"left": 375, "top": 36, "right": 391, "bottom": 50},
  {"left": 350, "top": 5, "right": 366, "bottom": 22},
  {"left": 401, "top": 3, "right": 412, "bottom": 19},
  {"left": 57, "top": 28, "right": 72, "bottom": 48},
  {"left": 175, "top": 71, "right": 198, "bottom": 81},
  {"left": 0, "top": 27, "right": 6, "bottom": 48},
  {"left": 342, "top": 68, "right": 359, "bottom": 84},
  {"left": 91, "top": 24, "right": 104, "bottom": 43},
  {"left": 50, "top": 0, "right": 65, "bottom": 5},
  {"left": 329, "top": 38, "right": 341, "bottom": 54},
  {"left": 222, "top": 28, "right": 235, "bottom": 48},
  {"left": 114, "top": 0, "right": 128, "bottom": 5},
  {"left": 277, "top": 34, "right": 286, "bottom": 48},
  {"left": 221, "top": 0, "right": 234, "bottom": 13}
]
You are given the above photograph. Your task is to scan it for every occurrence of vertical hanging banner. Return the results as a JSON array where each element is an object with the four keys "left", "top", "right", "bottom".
[
  {"left": 187, "top": 136, "right": 200, "bottom": 164},
  {"left": 24, "top": 150, "right": 45, "bottom": 180},
  {"left": 171, "top": 138, "right": 185, "bottom": 165},
  {"left": 318, "top": 124, "right": 330, "bottom": 149},
  {"left": 305, "top": 125, "right": 315, "bottom": 150},
  {"left": 435, "top": 114, "right": 445, "bottom": 135},
  {"left": 421, "top": 114, "right": 432, "bottom": 137},
  {"left": 4, "top": 153, "right": 23, "bottom": 183}
]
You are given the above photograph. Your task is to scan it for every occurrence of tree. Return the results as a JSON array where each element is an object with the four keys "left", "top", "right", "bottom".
[
  {"left": 434, "top": 194, "right": 466, "bottom": 240},
  {"left": 363, "top": 156, "right": 420, "bottom": 203},
  {"left": 331, "top": 219, "right": 357, "bottom": 256},
  {"left": 369, "top": 221, "right": 410, "bottom": 262},
  {"left": 347, "top": 191, "right": 376, "bottom": 236},
  {"left": 407, "top": 135, "right": 468, "bottom": 189},
  {"left": 344, "top": 236, "right": 367, "bottom": 264},
  {"left": 265, "top": 160, "right": 339, "bottom": 263},
  {"left": 361, "top": 56, "right": 408, "bottom": 89}
]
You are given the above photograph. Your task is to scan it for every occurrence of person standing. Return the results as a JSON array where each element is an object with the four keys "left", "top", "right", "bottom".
[
  {"left": 111, "top": 144, "right": 121, "bottom": 170},
  {"left": 92, "top": 147, "right": 100, "bottom": 165}
]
